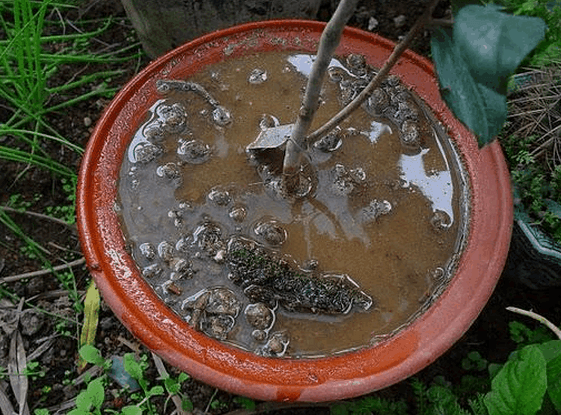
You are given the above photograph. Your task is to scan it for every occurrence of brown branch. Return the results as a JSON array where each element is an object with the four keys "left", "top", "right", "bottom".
[
  {"left": 282, "top": 0, "right": 359, "bottom": 190},
  {"left": 0, "top": 257, "right": 86, "bottom": 284},
  {"left": 307, "top": 0, "right": 441, "bottom": 143},
  {"left": 1, "top": 205, "right": 76, "bottom": 230},
  {"left": 506, "top": 306, "right": 561, "bottom": 340}
]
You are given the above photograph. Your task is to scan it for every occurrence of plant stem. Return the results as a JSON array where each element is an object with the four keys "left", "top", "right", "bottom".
[
  {"left": 506, "top": 306, "right": 561, "bottom": 340},
  {"left": 307, "top": 0, "right": 441, "bottom": 143},
  {"left": 282, "top": 0, "right": 359, "bottom": 190}
]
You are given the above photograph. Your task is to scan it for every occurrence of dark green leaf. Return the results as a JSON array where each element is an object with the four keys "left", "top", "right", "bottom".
[
  {"left": 546, "top": 348, "right": 561, "bottom": 412},
  {"left": 147, "top": 385, "right": 164, "bottom": 397},
  {"left": 484, "top": 345, "right": 547, "bottom": 415},
  {"left": 431, "top": 5, "right": 546, "bottom": 146},
  {"left": 123, "top": 353, "right": 143, "bottom": 381},
  {"left": 121, "top": 406, "right": 142, "bottom": 415},
  {"left": 78, "top": 345, "right": 105, "bottom": 367},
  {"left": 431, "top": 26, "right": 506, "bottom": 145},
  {"left": 455, "top": 5, "right": 546, "bottom": 94},
  {"left": 164, "top": 376, "right": 180, "bottom": 394},
  {"left": 86, "top": 377, "right": 105, "bottom": 409}
]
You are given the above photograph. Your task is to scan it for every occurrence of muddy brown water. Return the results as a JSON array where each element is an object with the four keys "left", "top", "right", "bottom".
[{"left": 117, "top": 51, "right": 469, "bottom": 357}]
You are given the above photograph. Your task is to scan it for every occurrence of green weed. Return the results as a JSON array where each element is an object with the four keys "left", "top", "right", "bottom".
[{"left": 48, "top": 345, "right": 194, "bottom": 414}]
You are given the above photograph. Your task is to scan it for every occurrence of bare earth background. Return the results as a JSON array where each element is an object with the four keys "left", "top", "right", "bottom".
[{"left": 0, "top": 0, "right": 560, "bottom": 413}]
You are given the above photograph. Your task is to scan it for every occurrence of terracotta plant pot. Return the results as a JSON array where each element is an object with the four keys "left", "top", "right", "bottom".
[{"left": 77, "top": 20, "right": 513, "bottom": 402}]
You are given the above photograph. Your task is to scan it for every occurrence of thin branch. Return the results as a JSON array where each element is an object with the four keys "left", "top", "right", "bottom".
[
  {"left": 1, "top": 205, "right": 76, "bottom": 230},
  {"left": 506, "top": 306, "right": 561, "bottom": 340},
  {"left": 282, "top": 0, "right": 359, "bottom": 185},
  {"left": 151, "top": 352, "right": 191, "bottom": 415},
  {"left": 0, "top": 257, "right": 86, "bottom": 284},
  {"left": 307, "top": 0, "right": 441, "bottom": 143}
]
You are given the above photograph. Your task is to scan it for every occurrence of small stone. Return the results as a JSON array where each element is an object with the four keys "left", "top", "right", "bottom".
[
  {"left": 157, "top": 241, "right": 175, "bottom": 262},
  {"left": 362, "top": 199, "right": 392, "bottom": 222},
  {"left": 139, "top": 243, "right": 156, "bottom": 260},
  {"left": 394, "top": 15, "right": 407, "bottom": 28},
  {"left": 212, "top": 106, "right": 232, "bottom": 126},
  {"left": 208, "top": 188, "right": 232, "bottom": 206},
  {"left": 229, "top": 206, "right": 247, "bottom": 223},
  {"left": 177, "top": 139, "right": 211, "bottom": 164},
  {"left": 142, "top": 263, "right": 163, "bottom": 279},
  {"left": 158, "top": 103, "right": 187, "bottom": 133},
  {"left": 245, "top": 303, "right": 274, "bottom": 330},
  {"left": 248, "top": 68, "right": 268, "bottom": 84},
  {"left": 83, "top": 117, "right": 92, "bottom": 127},
  {"left": 400, "top": 120, "right": 420, "bottom": 152},
  {"left": 431, "top": 210, "right": 452, "bottom": 230},
  {"left": 20, "top": 309, "right": 45, "bottom": 336},
  {"left": 368, "top": 17, "right": 379, "bottom": 31},
  {"left": 133, "top": 142, "right": 162, "bottom": 164},
  {"left": 254, "top": 220, "right": 287, "bottom": 246}
]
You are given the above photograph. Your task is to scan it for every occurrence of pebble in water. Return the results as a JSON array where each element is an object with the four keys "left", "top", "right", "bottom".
[
  {"left": 143, "top": 122, "right": 165, "bottom": 143},
  {"left": 156, "top": 162, "right": 182, "bottom": 185},
  {"left": 208, "top": 188, "right": 232, "bottom": 206},
  {"left": 212, "top": 106, "right": 232, "bottom": 126},
  {"left": 157, "top": 103, "right": 187, "bottom": 133},
  {"left": 245, "top": 302, "right": 275, "bottom": 331},
  {"left": 361, "top": 199, "right": 392, "bottom": 222},
  {"left": 142, "top": 263, "right": 163, "bottom": 279},
  {"left": 133, "top": 142, "right": 161, "bottom": 164},
  {"left": 192, "top": 221, "right": 224, "bottom": 256},
  {"left": 229, "top": 205, "right": 247, "bottom": 223},
  {"left": 248, "top": 68, "right": 268, "bottom": 84},
  {"left": 139, "top": 242, "right": 156, "bottom": 260},
  {"left": 256, "top": 331, "right": 290, "bottom": 357},
  {"left": 182, "top": 287, "right": 241, "bottom": 340},
  {"left": 157, "top": 241, "right": 175, "bottom": 263},
  {"left": 314, "top": 128, "right": 343, "bottom": 153},
  {"left": 177, "top": 139, "right": 211, "bottom": 164},
  {"left": 329, "top": 163, "right": 367, "bottom": 196},
  {"left": 253, "top": 220, "right": 287, "bottom": 246},
  {"left": 431, "top": 210, "right": 452, "bottom": 231}
]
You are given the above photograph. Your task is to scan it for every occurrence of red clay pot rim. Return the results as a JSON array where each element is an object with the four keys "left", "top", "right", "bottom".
[{"left": 77, "top": 20, "right": 513, "bottom": 402}]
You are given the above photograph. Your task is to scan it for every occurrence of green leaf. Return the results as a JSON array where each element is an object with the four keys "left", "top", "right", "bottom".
[
  {"left": 86, "top": 377, "right": 105, "bottom": 409},
  {"left": 431, "top": 5, "right": 546, "bottom": 146},
  {"left": 455, "top": 5, "right": 546, "bottom": 94},
  {"left": 74, "top": 390, "right": 92, "bottom": 411},
  {"left": 79, "top": 345, "right": 105, "bottom": 367},
  {"left": 546, "top": 348, "right": 561, "bottom": 412},
  {"left": 484, "top": 345, "right": 547, "bottom": 415},
  {"left": 147, "top": 385, "right": 164, "bottom": 397},
  {"left": 123, "top": 353, "right": 143, "bottom": 381},
  {"left": 164, "top": 376, "right": 179, "bottom": 394},
  {"left": 78, "top": 281, "right": 100, "bottom": 371},
  {"left": 120, "top": 406, "right": 142, "bottom": 415}
]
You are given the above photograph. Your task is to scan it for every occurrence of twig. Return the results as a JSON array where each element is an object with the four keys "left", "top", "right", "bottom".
[
  {"left": 0, "top": 205, "right": 76, "bottom": 230},
  {"left": 0, "top": 257, "right": 86, "bottom": 284},
  {"left": 282, "top": 0, "right": 359, "bottom": 188},
  {"left": 151, "top": 352, "right": 192, "bottom": 415},
  {"left": 506, "top": 306, "right": 561, "bottom": 340},
  {"left": 307, "top": 0, "right": 441, "bottom": 143}
]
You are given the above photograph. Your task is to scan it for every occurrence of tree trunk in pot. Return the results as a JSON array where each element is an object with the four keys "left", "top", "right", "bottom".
[{"left": 120, "top": 0, "right": 323, "bottom": 58}]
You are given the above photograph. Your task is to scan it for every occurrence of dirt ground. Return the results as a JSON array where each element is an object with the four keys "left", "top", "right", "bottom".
[{"left": 1, "top": 0, "right": 560, "bottom": 413}]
